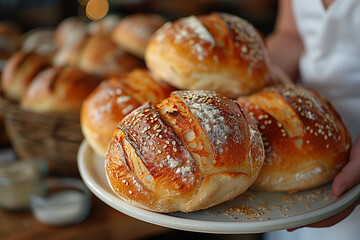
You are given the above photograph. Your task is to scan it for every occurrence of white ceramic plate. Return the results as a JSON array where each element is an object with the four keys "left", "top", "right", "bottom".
[{"left": 77, "top": 140, "right": 360, "bottom": 234}]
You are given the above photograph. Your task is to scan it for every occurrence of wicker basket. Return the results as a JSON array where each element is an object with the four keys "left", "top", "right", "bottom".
[{"left": 0, "top": 94, "right": 83, "bottom": 176}]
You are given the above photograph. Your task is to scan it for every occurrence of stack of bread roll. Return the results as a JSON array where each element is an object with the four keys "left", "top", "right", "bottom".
[
  {"left": 0, "top": 47, "right": 101, "bottom": 175},
  {"left": 76, "top": 13, "right": 172, "bottom": 156},
  {"left": 2, "top": 11, "right": 348, "bottom": 211},
  {"left": 0, "top": 13, "right": 170, "bottom": 176},
  {"left": 92, "top": 12, "right": 351, "bottom": 214},
  {"left": 53, "top": 13, "right": 167, "bottom": 77},
  {"left": 1, "top": 49, "right": 100, "bottom": 108},
  {"left": 1, "top": 12, "right": 169, "bottom": 111}
]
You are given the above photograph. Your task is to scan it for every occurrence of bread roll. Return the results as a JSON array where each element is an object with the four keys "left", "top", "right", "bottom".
[
  {"left": 88, "top": 14, "right": 121, "bottom": 36},
  {"left": 81, "top": 69, "right": 175, "bottom": 156},
  {"left": 105, "top": 90, "right": 264, "bottom": 212},
  {"left": 112, "top": 13, "right": 167, "bottom": 59},
  {"left": 22, "top": 28, "right": 56, "bottom": 56},
  {"left": 237, "top": 84, "right": 351, "bottom": 192},
  {"left": 1, "top": 50, "right": 50, "bottom": 101},
  {"left": 54, "top": 17, "right": 87, "bottom": 48},
  {"left": 78, "top": 35, "right": 145, "bottom": 77},
  {"left": 145, "top": 12, "right": 270, "bottom": 98},
  {"left": 20, "top": 66, "right": 101, "bottom": 113},
  {"left": 52, "top": 34, "right": 89, "bottom": 68}
]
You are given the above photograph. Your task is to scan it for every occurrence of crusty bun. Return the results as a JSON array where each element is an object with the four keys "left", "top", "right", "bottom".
[
  {"left": 88, "top": 14, "right": 121, "bottom": 36},
  {"left": 22, "top": 28, "right": 56, "bottom": 56},
  {"left": 20, "top": 66, "right": 101, "bottom": 113},
  {"left": 81, "top": 69, "right": 175, "bottom": 157},
  {"left": 112, "top": 13, "right": 167, "bottom": 59},
  {"left": 145, "top": 12, "right": 270, "bottom": 98},
  {"left": 237, "top": 84, "right": 351, "bottom": 192},
  {"left": 1, "top": 50, "right": 50, "bottom": 101},
  {"left": 54, "top": 17, "right": 87, "bottom": 48},
  {"left": 52, "top": 34, "right": 89, "bottom": 68},
  {"left": 78, "top": 35, "right": 145, "bottom": 77},
  {"left": 105, "top": 90, "right": 264, "bottom": 212}
]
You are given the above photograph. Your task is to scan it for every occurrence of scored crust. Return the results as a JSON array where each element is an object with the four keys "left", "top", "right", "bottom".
[
  {"left": 145, "top": 12, "right": 270, "bottom": 98},
  {"left": 105, "top": 90, "right": 264, "bottom": 212},
  {"left": 20, "top": 66, "right": 101, "bottom": 113},
  {"left": 238, "top": 84, "right": 351, "bottom": 192}
]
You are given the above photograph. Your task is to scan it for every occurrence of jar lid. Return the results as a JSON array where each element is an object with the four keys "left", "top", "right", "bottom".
[
  {"left": 0, "top": 158, "right": 47, "bottom": 185},
  {"left": 30, "top": 177, "right": 91, "bottom": 225}
]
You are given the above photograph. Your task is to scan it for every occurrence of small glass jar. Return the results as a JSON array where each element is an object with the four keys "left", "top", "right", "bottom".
[
  {"left": 0, "top": 158, "right": 47, "bottom": 210},
  {"left": 30, "top": 178, "right": 91, "bottom": 226}
]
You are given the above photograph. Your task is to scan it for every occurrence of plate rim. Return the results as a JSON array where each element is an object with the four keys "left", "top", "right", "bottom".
[{"left": 77, "top": 140, "right": 360, "bottom": 234}]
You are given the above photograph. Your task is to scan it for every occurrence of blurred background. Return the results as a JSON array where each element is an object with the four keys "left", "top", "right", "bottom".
[{"left": 0, "top": 0, "right": 277, "bottom": 36}]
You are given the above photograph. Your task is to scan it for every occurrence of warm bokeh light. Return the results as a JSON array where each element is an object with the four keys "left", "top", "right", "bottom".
[{"left": 86, "top": 0, "right": 109, "bottom": 20}]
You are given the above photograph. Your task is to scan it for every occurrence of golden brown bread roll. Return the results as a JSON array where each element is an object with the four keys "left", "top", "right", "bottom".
[
  {"left": 53, "top": 34, "right": 144, "bottom": 77},
  {"left": 81, "top": 69, "right": 175, "bottom": 157},
  {"left": 54, "top": 17, "right": 87, "bottom": 48},
  {"left": 78, "top": 35, "right": 145, "bottom": 77},
  {"left": 105, "top": 90, "right": 265, "bottom": 212},
  {"left": 237, "top": 84, "right": 351, "bottom": 192},
  {"left": 112, "top": 13, "right": 167, "bottom": 59},
  {"left": 22, "top": 28, "right": 56, "bottom": 56},
  {"left": 1, "top": 50, "right": 50, "bottom": 101},
  {"left": 52, "top": 34, "right": 89, "bottom": 68},
  {"left": 88, "top": 14, "right": 121, "bottom": 36},
  {"left": 145, "top": 12, "right": 270, "bottom": 98},
  {"left": 20, "top": 66, "right": 101, "bottom": 113}
]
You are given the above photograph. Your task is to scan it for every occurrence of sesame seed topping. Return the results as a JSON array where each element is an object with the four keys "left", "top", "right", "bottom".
[{"left": 122, "top": 180, "right": 129, "bottom": 185}]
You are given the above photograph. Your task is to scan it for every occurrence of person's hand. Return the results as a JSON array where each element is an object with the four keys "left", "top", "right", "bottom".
[{"left": 288, "top": 135, "right": 360, "bottom": 231}]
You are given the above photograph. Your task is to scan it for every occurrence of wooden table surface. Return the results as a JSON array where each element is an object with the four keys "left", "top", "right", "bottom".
[
  {"left": 0, "top": 195, "right": 263, "bottom": 240},
  {"left": 0, "top": 196, "right": 170, "bottom": 240}
]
